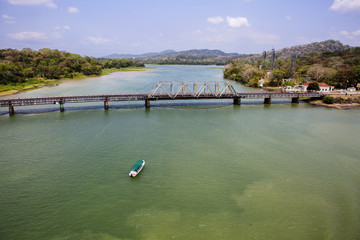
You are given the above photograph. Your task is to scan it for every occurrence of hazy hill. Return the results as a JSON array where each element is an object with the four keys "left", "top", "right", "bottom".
[
  {"left": 239, "top": 40, "right": 351, "bottom": 62},
  {"left": 103, "top": 49, "right": 238, "bottom": 59},
  {"left": 103, "top": 40, "right": 352, "bottom": 65}
]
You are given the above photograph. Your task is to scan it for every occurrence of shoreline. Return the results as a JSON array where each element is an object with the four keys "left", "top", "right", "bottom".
[
  {"left": 0, "top": 67, "right": 151, "bottom": 97},
  {"left": 309, "top": 100, "right": 360, "bottom": 109}
]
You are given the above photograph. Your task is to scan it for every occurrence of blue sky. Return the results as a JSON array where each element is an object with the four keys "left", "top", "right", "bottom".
[{"left": 1, "top": 0, "right": 360, "bottom": 57}]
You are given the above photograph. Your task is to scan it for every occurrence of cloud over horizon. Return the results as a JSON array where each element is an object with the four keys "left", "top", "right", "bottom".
[
  {"left": 226, "top": 16, "right": 250, "bottom": 28},
  {"left": 207, "top": 16, "right": 224, "bottom": 24},
  {"left": 68, "top": 7, "right": 79, "bottom": 14},
  {"left": 7, "top": 32, "right": 48, "bottom": 41},
  {"left": 330, "top": 0, "right": 360, "bottom": 13},
  {"left": 7, "top": 0, "right": 57, "bottom": 8}
]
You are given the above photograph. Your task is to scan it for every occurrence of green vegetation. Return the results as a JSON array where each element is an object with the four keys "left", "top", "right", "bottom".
[
  {"left": 0, "top": 48, "right": 145, "bottom": 93},
  {"left": 224, "top": 46, "right": 360, "bottom": 89},
  {"left": 323, "top": 96, "right": 335, "bottom": 104},
  {"left": 307, "top": 82, "right": 320, "bottom": 91}
]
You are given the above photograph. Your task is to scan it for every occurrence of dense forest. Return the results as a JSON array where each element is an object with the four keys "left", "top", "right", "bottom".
[
  {"left": 223, "top": 47, "right": 360, "bottom": 89},
  {"left": 0, "top": 48, "right": 144, "bottom": 86}
]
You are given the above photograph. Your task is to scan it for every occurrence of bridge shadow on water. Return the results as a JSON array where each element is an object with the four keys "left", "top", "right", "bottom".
[{"left": 0, "top": 99, "right": 303, "bottom": 116}]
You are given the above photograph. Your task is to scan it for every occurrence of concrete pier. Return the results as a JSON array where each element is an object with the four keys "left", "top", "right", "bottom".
[
  {"left": 104, "top": 100, "right": 109, "bottom": 110},
  {"left": 233, "top": 98, "right": 241, "bottom": 105},
  {"left": 291, "top": 97, "right": 299, "bottom": 103},
  {"left": 9, "top": 104, "right": 14, "bottom": 115},
  {"left": 59, "top": 100, "right": 65, "bottom": 112},
  {"left": 264, "top": 97, "right": 271, "bottom": 104},
  {"left": 145, "top": 100, "right": 150, "bottom": 108}
]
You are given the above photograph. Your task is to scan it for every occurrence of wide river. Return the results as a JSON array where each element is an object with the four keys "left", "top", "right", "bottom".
[{"left": 0, "top": 65, "right": 359, "bottom": 240}]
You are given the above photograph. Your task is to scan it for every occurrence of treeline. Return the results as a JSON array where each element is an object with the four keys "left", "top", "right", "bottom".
[
  {"left": 0, "top": 48, "right": 144, "bottom": 85},
  {"left": 223, "top": 47, "right": 360, "bottom": 89}
]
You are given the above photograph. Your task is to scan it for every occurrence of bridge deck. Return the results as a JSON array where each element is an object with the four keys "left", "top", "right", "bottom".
[{"left": 0, "top": 92, "right": 322, "bottom": 107}]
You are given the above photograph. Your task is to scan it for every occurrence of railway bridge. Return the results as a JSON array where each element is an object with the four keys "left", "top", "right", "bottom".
[{"left": 0, "top": 81, "right": 323, "bottom": 115}]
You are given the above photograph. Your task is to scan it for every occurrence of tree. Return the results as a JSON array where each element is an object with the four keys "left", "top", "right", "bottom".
[
  {"left": 307, "top": 82, "right": 320, "bottom": 91},
  {"left": 283, "top": 81, "right": 295, "bottom": 87},
  {"left": 270, "top": 70, "right": 286, "bottom": 86}
]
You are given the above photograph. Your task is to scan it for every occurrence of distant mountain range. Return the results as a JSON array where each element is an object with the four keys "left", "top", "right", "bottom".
[
  {"left": 102, "top": 40, "right": 352, "bottom": 65},
  {"left": 103, "top": 49, "right": 239, "bottom": 59}
]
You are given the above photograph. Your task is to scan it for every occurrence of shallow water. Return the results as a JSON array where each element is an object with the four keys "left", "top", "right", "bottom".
[{"left": 0, "top": 65, "right": 359, "bottom": 240}]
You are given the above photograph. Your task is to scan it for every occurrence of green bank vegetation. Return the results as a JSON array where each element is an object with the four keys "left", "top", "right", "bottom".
[
  {"left": 0, "top": 48, "right": 145, "bottom": 94},
  {"left": 223, "top": 47, "right": 360, "bottom": 89}
]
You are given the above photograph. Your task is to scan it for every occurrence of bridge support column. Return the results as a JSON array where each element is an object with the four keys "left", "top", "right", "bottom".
[
  {"left": 145, "top": 100, "right": 150, "bottom": 108},
  {"left": 9, "top": 104, "right": 14, "bottom": 115},
  {"left": 104, "top": 100, "right": 109, "bottom": 110},
  {"left": 233, "top": 98, "right": 241, "bottom": 105},
  {"left": 264, "top": 97, "right": 271, "bottom": 104},
  {"left": 59, "top": 100, "right": 65, "bottom": 112},
  {"left": 291, "top": 97, "right": 299, "bottom": 104}
]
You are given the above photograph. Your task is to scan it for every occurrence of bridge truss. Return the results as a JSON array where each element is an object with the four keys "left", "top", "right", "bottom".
[{"left": 148, "top": 81, "right": 237, "bottom": 99}]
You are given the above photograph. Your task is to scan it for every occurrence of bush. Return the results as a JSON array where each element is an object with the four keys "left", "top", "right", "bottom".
[{"left": 323, "top": 96, "right": 335, "bottom": 104}]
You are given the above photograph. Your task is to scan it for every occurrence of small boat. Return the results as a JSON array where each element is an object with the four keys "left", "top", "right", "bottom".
[{"left": 129, "top": 160, "right": 145, "bottom": 177}]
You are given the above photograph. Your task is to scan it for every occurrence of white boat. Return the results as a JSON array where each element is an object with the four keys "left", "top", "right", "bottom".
[{"left": 129, "top": 160, "right": 145, "bottom": 177}]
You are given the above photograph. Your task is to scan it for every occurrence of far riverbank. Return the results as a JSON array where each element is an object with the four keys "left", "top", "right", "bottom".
[{"left": 0, "top": 67, "right": 150, "bottom": 97}]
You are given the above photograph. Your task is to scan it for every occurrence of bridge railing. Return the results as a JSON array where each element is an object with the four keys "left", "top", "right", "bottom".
[{"left": 148, "top": 81, "right": 237, "bottom": 99}]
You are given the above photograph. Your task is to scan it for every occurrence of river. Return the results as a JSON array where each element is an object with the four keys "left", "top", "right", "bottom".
[{"left": 0, "top": 65, "right": 359, "bottom": 240}]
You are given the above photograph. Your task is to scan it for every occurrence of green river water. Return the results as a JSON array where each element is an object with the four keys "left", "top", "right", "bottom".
[{"left": 0, "top": 65, "right": 359, "bottom": 240}]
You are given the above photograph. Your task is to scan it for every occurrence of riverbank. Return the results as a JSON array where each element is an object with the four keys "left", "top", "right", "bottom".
[
  {"left": 0, "top": 67, "right": 150, "bottom": 97},
  {"left": 309, "top": 94, "right": 360, "bottom": 109}
]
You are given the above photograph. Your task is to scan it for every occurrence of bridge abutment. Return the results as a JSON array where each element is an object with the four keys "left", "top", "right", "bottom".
[
  {"left": 233, "top": 98, "right": 241, "bottom": 105},
  {"left": 145, "top": 100, "right": 150, "bottom": 108},
  {"left": 264, "top": 97, "right": 271, "bottom": 104}
]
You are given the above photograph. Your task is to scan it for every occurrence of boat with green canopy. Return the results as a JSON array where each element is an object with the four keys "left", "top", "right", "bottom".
[{"left": 129, "top": 160, "right": 145, "bottom": 177}]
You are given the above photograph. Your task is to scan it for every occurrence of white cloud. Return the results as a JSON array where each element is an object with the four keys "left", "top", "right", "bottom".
[
  {"left": 54, "top": 25, "right": 71, "bottom": 31},
  {"left": 7, "top": 0, "right": 57, "bottom": 8},
  {"left": 207, "top": 16, "right": 224, "bottom": 24},
  {"left": 352, "top": 29, "right": 360, "bottom": 36},
  {"left": 3, "top": 15, "right": 16, "bottom": 23},
  {"left": 340, "top": 30, "right": 349, "bottom": 36},
  {"left": 87, "top": 37, "right": 113, "bottom": 44},
  {"left": 226, "top": 16, "right": 250, "bottom": 28},
  {"left": 337, "top": 29, "right": 360, "bottom": 39},
  {"left": 68, "top": 6, "right": 79, "bottom": 14},
  {"left": 330, "top": 0, "right": 360, "bottom": 13},
  {"left": 8, "top": 32, "right": 48, "bottom": 41},
  {"left": 2, "top": 14, "right": 15, "bottom": 19}
]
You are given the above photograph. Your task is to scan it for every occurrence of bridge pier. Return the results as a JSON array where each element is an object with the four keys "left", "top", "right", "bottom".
[
  {"left": 9, "top": 104, "right": 14, "bottom": 115},
  {"left": 59, "top": 100, "right": 65, "bottom": 112},
  {"left": 104, "top": 99, "right": 109, "bottom": 110},
  {"left": 291, "top": 97, "right": 299, "bottom": 104},
  {"left": 264, "top": 97, "right": 271, "bottom": 104},
  {"left": 233, "top": 98, "right": 241, "bottom": 105},
  {"left": 145, "top": 99, "right": 150, "bottom": 108}
]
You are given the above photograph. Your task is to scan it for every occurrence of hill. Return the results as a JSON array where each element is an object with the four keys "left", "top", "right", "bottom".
[
  {"left": 103, "top": 40, "right": 351, "bottom": 65},
  {"left": 103, "top": 49, "right": 240, "bottom": 65}
]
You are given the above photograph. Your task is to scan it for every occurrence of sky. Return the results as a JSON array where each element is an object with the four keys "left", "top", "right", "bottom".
[{"left": 1, "top": 0, "right": 360, "bottom": 57}]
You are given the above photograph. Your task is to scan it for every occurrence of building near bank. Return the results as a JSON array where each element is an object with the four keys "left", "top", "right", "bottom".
[{"left": 301, "top": 83, "right": 334, "bottom": 92}]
